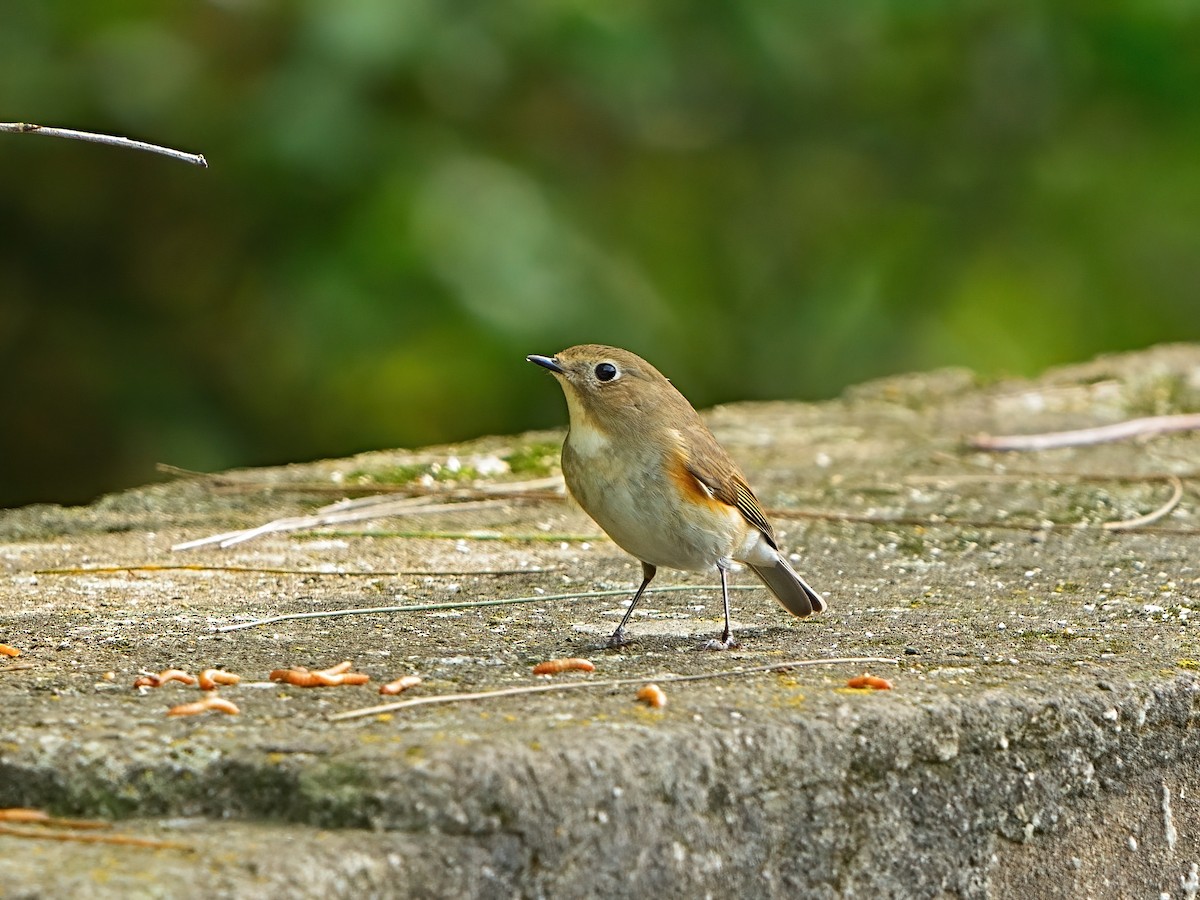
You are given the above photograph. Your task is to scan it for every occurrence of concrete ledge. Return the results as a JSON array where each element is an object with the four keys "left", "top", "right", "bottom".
[{"left": 2, "top": 344, "right": 1199, "bottom": 897}]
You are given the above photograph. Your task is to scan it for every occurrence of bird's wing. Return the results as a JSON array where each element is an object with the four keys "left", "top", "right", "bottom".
[{"left": 678, "top": 426, "right": 778, "bottom": 547}]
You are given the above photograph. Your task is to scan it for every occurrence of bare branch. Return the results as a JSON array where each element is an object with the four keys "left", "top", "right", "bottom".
[{"left": 0, "top": 122, "right": 207, "bottom": 167}]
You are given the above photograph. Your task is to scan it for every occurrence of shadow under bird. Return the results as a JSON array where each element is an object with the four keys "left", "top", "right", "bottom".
[{"left": 527, "top": 344, "right": 826, "bottom": 649}]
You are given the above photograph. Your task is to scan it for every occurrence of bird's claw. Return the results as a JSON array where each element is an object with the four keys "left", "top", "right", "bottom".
[{"left": 605, "top": 628, "right": 632, "bottom": 650}]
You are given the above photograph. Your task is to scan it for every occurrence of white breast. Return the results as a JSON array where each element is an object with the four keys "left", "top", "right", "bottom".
[{"left": 564, "top": 409, "right": 610, "bottom": 459}]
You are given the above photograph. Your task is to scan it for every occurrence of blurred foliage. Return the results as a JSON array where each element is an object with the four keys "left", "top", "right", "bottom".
[{"left": 2, "top": 0, "right": 1198, "bottom": 506}]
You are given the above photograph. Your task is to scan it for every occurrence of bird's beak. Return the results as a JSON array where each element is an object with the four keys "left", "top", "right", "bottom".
[{"left": 527, "top": 354, "right": 564, "bottom": 374}]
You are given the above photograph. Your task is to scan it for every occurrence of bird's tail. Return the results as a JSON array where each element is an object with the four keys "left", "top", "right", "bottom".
[{"left": 747, "top": 554, "right": 827, "bottom": 618}]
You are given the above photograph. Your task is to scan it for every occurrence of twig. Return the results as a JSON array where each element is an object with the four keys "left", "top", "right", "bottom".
[
  {"left": 1102, "top": 476, "right": 1185, "bottom": 532},
  {"left": 214, "top": 584, "right": 759, "bottom": 633},
  {"left": 34, "top": 564, "right": 550, "bottom": 578},
  {"left": 206, "top": 479, "right": 563, "bottom": 500},
  {"left": 0, "top": 823, "right": 193, "bottom": 851},
  {"left": 315, "top": 529, "right": 602, "bottom": 543},
  {"left": 171, "top": 476, "right": 566, "bottom": 550},
  {"left": 217, "top": 484, "right": 563, "bottom": 499},
  {"left": 765, "top": 506, "right": 1200, "bottom": 535},
  {"left": 904, "top": 470, "right": 1199, "bottom": 485},
  {"left": 157, "top": 466, "right": 564, "bottom": 498},
  {"left": 0, "top": 663, "right": 36, "bottom": 674},
  {"left": 968, "top": 414, "right": 1200, "bottom": 452},
  {"left": 0, "top": 122, "right": 207, "bottom": 167},
  {"left": 329, "top": 656, "right": 900, "bottom": 721},
  {"left": 172, "top": 492, "right": 554, "bottom": 552}
]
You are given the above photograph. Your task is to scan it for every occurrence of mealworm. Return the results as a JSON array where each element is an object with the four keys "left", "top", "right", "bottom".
[
  {"left": 158, "top": 669, "right": 197, "bottom": 685},
  {"left": 0, "top": 644, "right": 20, "bottom": 657},
  {"left": 379, "top": 675, "right": 422, "bottom": 696},
  {"left": 846, "top": 675, "right": 893, "bottom": 690},
  {"left": 327, "top": 673, "right": 370, "bottom": 686},
  {"left": 0, "top": 808, "right": 49, "bottom": 823},
  {"left": 166, "top": 696, "right": 240, "bottom": 717},
  {"left": 197, "top": 669, "right": 241, "bottom": 691},
  {"left": 269, "top": 663, "right": 370, "bottom": 688},
  {"left": 636, "top": 683, "right": 667, "bottom": 708},
  {"left": 532, "top": 657, "right": 595, "bottom": 675},
  {"left": 269, "top": 668, "right": 312, "bottom": 686},
  {"left": 134, "top": 668, "right": 197, "bottom": 688}
]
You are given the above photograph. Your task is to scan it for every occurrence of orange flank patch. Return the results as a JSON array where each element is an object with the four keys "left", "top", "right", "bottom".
[{"left": 667, "top": 452, "right": 729, "bottom": 512}]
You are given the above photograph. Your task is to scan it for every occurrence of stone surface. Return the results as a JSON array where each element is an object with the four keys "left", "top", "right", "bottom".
[{"left": 2, "top": 344, "right": 1199, "bottom": 898}]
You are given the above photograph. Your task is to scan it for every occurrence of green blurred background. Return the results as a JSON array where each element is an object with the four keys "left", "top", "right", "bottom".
[{"left": 2, "top": 1, "right": 1198, "bottom": 508}]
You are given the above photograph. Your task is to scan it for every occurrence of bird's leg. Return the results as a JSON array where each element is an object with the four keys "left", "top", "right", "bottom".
[
  {"left": 702, "top": 562, "right": 739, "bottom": 651},
  {"left": 607, "top": 562, "right": 656, "bottom": 648}
]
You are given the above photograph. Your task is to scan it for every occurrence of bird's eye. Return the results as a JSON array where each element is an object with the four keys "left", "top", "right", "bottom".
[{"left": 595, "top": 362, "right": 619, "bottom": 382}]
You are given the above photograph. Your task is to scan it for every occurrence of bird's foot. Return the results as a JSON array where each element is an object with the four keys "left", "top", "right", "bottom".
[
  {"left": 702, "top": 633, "right": 739, "bottom": 651},
  {"left": 605, "top": 628, "right": 633, "bottom": 650}
]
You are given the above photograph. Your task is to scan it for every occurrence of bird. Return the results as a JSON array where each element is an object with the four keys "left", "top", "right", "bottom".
[{"left": 527, "top": 344, "right": 826, "bottom": 649}]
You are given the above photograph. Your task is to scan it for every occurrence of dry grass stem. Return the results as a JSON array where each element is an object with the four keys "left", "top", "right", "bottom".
[{"left": 1102, "top": 476, "right": 1185, "bottom": 532}]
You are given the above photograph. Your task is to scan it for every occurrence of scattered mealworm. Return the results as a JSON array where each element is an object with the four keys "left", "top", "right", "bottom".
[
  {"left": 197, "top": 669, "right": 241, "bottom": 691},
  {"left": 846, "top": 675, "right": 893, "bottom": 690},
  {"left": 636, "top": 683, "right": 667, "bottom": 708},
  {"left": 0, "top": 808, "right": 49, "bottom": 823},
  {"left": 157, "top": 669, "right": 196, "bottom": 685},
  {"left": 0, "top": 644, "right": 20, "bottom": 657},
  {"left": 379, "top": 675, "right": 422, "bottom": 696},
  {"left": 317, "top": 671, "right": 369, "bottom": 686},
  {"left": 532, "top": 657, "right": 596, "bottom": 675},
  {"left": 269, "top": 668, "right": 312, "bottom": 686},
  {"left": 269, "top": 662, "right": 370, "bottom": 687},
  {"left": 133, "top": 668, "right": 198, "bottom": 688},
  {"left": 167, "top": 696, "right": 240, "bottom": 717}
]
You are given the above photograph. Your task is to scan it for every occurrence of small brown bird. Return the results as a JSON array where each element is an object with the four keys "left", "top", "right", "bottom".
[{"left": 528, "top": 344, "right": 826, "bottom": 649}]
